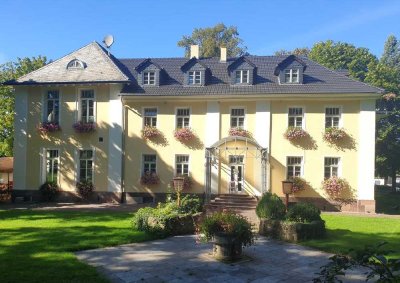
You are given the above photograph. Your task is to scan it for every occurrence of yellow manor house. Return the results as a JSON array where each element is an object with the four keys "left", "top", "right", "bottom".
[{"left": 6, "top": 42, "right": 382, "bottom": 212}]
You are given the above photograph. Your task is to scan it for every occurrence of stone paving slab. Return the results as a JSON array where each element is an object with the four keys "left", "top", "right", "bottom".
[{"left": 76, "top": 235, "right": 366, "bottom": 283}]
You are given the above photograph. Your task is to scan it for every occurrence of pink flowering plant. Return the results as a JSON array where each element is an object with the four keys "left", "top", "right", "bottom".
[
  {"left": 140, "top": 171, "right": 160, "bottom": 185},
  {"left": 284, "top": 127, "right": 309, "bottom": 141},
  {"left": 228, "top": 127, "right": 251, "bottom": 138},
  {"left": 73, "top": 121, "right": 96, "bottom": 133},
  {"left": 141, "top": 125, "right": 160, "bottom": 139},
  {"left": 38, "top": 122, "right": 61, "bottom": 133},
  {"left": 292, "top": 177, "right": 308, "bottom": 193},
  {"left": 323, "top": 127, "right": 347, "bottom": 143},
  {"left": 322, "top": 176, "right": 349, "bottom": 199},
  {"left": 174, "top": 127, "right": 195, "bottom": 142}
]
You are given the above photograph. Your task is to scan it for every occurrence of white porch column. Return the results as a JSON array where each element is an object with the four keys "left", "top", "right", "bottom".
[
  {"left": 13, "top": 87, "right": 28, "bottom": 190},
  {"left": 357, "top": 99, "right": 376, "bottom": 201},
  {"left": 205, "top": 101, "right": 220, "bottom": 194},
  {"left": 107, "top": 84, "right": 123, "bottom": 192},
  {"left": 255, "top": 101, "right": 271, "bottom": 192}
]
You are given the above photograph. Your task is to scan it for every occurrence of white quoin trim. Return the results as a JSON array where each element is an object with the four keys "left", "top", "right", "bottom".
[
  {"left": 13, "top": 88, "right": 28, "bottom": 190},
  {"left": 357, "top": 100, "right": 376, "bottom": 200},
  {"left": 107, "top": 84, "right": 124, "bottom": 192},
  {"left": 205, "top": 101, "right": 220, "bottom": 194}
]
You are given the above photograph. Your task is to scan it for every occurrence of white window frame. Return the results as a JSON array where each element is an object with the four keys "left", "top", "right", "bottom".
[
  {"left": 67, "top": 59, "right": 84, "bottom": 69},
  {"left": 188, "top": 71, "right": 201, "bottom": 85},
  {"left": 324, "top": 106, "right": 342, "bottom": 128},
  {"left": 78, "top": 149, "right": 95, "bottom": 183},
  {"left": 284, "top": 68, "right": 299, "bottom": 83},
  {"left": 41, "top": 148, "right": 60, "bottom": 184},
  {"left": 175, "top": 107, "right": 191, "bottom": 129},
  {"left": 78, "top": 88, "right": 96, "bottom": 123},
  {"left": 143, "top": 71, "right": 155, "bottom": 85},
  {"left": 142, "top": 107, "right": 158, "bottom": 127},
  {"left": 230, "top": 107, "right": 246, "bottom": 129},
  {"left": 288, "top": 106, "right": 305, "bottom": 129},
  {"left": 324, "top": 157, "right": 341, "bottom": 179},
  {"left": 175, "top": 154, "right": 190, "bottom": 177},
  {"left": 286, "top": 156, "right": 304, "bottom": 179},
  {"left": 235, "top": 70, "right": 249, "bottom": 84},
  {"left": 142, "top": 154, "right": 157, "bottom": 175},
  {"left": 44, "top": 90, "right": 60, "bottom": 123}
]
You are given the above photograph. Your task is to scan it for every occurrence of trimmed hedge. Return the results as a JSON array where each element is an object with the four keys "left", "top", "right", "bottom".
[
  {"left": 286, "top": 202, "right": 322, "bottom": 223},
  {"left": 256, "top": 192, "right": 286, "bottom": 220}
]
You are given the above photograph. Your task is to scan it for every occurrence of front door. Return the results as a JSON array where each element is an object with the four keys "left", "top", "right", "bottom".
[{"left": 229, "top": 155, "right": 244, "bottom": 194}]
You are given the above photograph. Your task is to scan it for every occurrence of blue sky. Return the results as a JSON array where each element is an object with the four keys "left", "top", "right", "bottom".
[{"left": 1, "top": 0, "right": 400, "bottom": 63}]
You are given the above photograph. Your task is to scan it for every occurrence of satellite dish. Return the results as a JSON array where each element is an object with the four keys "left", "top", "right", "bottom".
[{"left": 103, "top": 35, "right": 114, "bottom": 48}]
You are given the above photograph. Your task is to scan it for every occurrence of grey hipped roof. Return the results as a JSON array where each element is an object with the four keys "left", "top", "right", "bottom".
[{"left": 118, "top": 55, "right": 382, "bottom": 96}]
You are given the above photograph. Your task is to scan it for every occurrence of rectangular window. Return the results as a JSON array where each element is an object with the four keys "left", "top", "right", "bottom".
[
  {"left": 79, "top": 150, "right": 93, "bottom": 182},
  {"left": 144, "top": 108, "right": 157, "bottom": 127},
  {"left": 46, "top": 149, "right": 59, "bottom": 183},
  {"left": 175, "top": 155, "right": 189, "bottom": 176},
  {"left": 325, "top": 107, "right": 341, "bottom": 128},
  {"left": 284, "top": 69, "right": 299, "bottom": 83},
  {"left": 188, "top": 71, "right": 201, "bottom": 85},
  {"left": 235, "top": 70, "right": 249, "bottom": 84},
  {"left": 287, "top": 156, "right": 303, "bottom": 179},
  {"left": 288, "top": 107, "right": 303, "bottom": 128},
  {"left": 324, "top": 157, "right": 340, "bottom": 179},
  {"left": 143, "top": 71, "right": 155, "bottom": 85},
  {"left": 80, "top": 90, "right": 95, "bottom": 123},
  {"left": 230, "top": 108, "right": 245, "bottom": 128},
  {"left": 46, "top": 90, "right": 59, "bottom": 123},
  {"left": 176, "top": 108, "right": 190, "bottom": 128},
  {"left": 143, "top": 154, "right": 157, "bottom": 174}
]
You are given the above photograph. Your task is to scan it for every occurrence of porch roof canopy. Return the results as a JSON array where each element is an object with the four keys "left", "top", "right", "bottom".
[{"left": 209, "top": 136, "right": 265, "bottom": 150}]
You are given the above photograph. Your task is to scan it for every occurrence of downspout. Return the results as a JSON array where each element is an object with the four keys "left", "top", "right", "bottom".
[{"left": 120, "top": 96, "right": 126, "bottom": 203}]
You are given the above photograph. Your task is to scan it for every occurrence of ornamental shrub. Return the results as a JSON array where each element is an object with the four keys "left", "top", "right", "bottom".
[
  {"left": 284, "top": 127, "right": 308, "bottom": 141},
  {"left": 39, "top": 181, "right": 59, "bottom": 201},
  {"left": 323, "top": 127, "right": 347, "bottom": 143},
  {"left": 179, "top": 194, "right": 203, "bottom": 214},
  {"left": 286, "top": 202, "right": 322, "bottom": 223},
  {"left": 141, "top": 125, "right": 160, "bottom": 139},
  {"left": 322, "top": 176, "right": 350, "bottom": 199},
  {"left": 292, "top": 177, "right": 308, "bottom": 193},
  {"left": 173, "top": 127, "right": 195, "bottom": 142},
  {"left": 76, "top": 180, "right": 95, "bottom": 199},
  {"left": 256, "top": 192, "right": 286, "bottom": 220},
  {"left": 228, "top": 127, "right": 251, "bottom": 138}
]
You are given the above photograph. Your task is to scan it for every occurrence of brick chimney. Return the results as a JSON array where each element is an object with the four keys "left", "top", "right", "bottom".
[
  {"left": 220, "top": 47, "right": 227, "bottom": 62},
  {"left": 190, "top": 45, "right": 199, "bottom": 59}
]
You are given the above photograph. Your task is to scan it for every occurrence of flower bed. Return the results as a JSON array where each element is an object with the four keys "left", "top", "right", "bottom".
[
  {"left": 284, "top": 127, "right": 308, "bottom": 141},
  {"left": 228, "top": 127, "right": 251, "bottom": 138},
  {"left": 322, "top": 176, "right": 350, "bottom": 199},
  {"left": 38, "top": 122, "right": 61, "bottom": 133},
  {"left": 141, "top": 125, "right": 160, "bottom": 139},
  {"left": 174, "top": 127, "right": 195, "bottom": 142},
  {"left": 292, "top": 177, "right": 308, "bottom": 193},
  {"left": 73, "top": 121, "right": 96, "bottom": 133},
  {"left": 323, "top": 127, "right": 346, "bottom": 143},
  {"left": 140, "top": 172, "right": 160, "bottom": 185}
]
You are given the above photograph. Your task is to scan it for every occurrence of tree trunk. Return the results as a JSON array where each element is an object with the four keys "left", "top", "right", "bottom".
[{"left": 391, "top": 168, "right": 397, "bottom": 192}]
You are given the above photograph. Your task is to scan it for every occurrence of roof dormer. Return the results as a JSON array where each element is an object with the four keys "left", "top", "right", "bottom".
[
  {"left": 227, "top": 56, "right": 256, "bottom": 85},
  {"left": 135, "top": 59, "right": 163, "bottom": 87},
  {"left": 274, "top": 55, "right": 307, "bottom": 84},
  {"left": 180, "top": 57, "right": 207, "bottom": 86}
]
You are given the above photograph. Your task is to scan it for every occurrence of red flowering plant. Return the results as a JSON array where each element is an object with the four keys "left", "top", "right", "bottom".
[
  {"left": 228, "top": 127, "right": 251, "bottom": 138},
  {"left": 38, "top": 122, "right": 61, "bottom": 133},
  {"left": 322, "top": 176, "right": 350, "bottom": 199},
  {"left": 323, "top": 127, "right": 347, "bottom": 144},
  {"left": 291, "top": 177, "right": 308, "bottom": 193},
  {"left": 140, "top": 171, "right": 160, "bottom": 185},
  {"left": 284, "top": 127, "right": 309, "bottom": 141},
  {"left": 73, "top": 121, "right": 96, "bottom": 133},
  {"left": 141, "top": 125, "right": 160, "bottom": 139},
  {"left": 174, "top": 127, "right": 195, "bottom": 142}
]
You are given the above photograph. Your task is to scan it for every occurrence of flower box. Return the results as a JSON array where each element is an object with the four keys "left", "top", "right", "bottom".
[
  {"left": 140, "top": 172, "right": 160, "bottom": 185},
  {"left": 323, "top": 127, "right": 346, "bottom": 143},
  {"left": 141, "top": 126, "right": 160, "bottom": 139},
  {"left": 284, "top": 127, "right": 308, "bottom": 141},
  {"left": 73, "top": 121, "right": 96, "bottom": 133},
  {"left": 38, "top": 122, "right": 61, "bottom": 133},
  {"left": 292, "top": 177, "right": 308, "bottom": 193},
  {"left": 322, "top": 176, "right": 349, "bottom": 199},
  {"left": 174, "top": 127, "right": 195, "bottom": 142},
  {"left": 228, "top": 127, "right": 250, "bottom": 138}
]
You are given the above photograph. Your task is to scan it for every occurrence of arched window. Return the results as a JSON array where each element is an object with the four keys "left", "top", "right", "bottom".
[{"left": 67, "top": 59, "right": 85, "bottom": 69}]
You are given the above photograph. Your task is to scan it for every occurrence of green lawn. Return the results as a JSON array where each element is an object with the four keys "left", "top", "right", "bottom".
[
  {"left": 302, "top": 214, "right": 400, "bottom": 258},
  {"left": 0, "top": 210, "right": 155, "bottom": 283}
]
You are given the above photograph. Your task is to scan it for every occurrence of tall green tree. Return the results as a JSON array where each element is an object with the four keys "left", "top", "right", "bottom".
[
  {"left": 380, "top": 35, "right": 400, "bottom": 69},
  {"left": 177, "top": 23, "right": 247, "bottom": 58},
  {"left": 309, "top": 40, "right": 377, "bottom": 81},
  {"left": 0, "top": 56, "right": 47, "bottom": 156},
  {"left": 274, "top": 47, "right": 310, "bottom": 57}
]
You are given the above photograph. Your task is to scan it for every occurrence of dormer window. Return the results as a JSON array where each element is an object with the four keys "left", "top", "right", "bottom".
[
  {"left": 143, "top": 71, "right": 155, "bottom": 85},
  {"left": 285, "top": 69, "right": 299, "bottom": 83},
  {"left": 235, "top": 70, "right": 249, "bottom": 84},
  {"left": 188, "top": 71, "right": 201, "bottom": 85},
  {"left": 67, "top": 59, "right": 85, "bottom": 70}
]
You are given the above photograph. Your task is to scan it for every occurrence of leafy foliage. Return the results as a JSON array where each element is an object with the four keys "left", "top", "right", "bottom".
[
  {"left": 292, "top": 177, "right": 308, "bottom": 193},
  {"left": 141, "top": 125, "right": 160, "bottom": 139},
  {"left": 173, "top": 127, "right": 195, "bottom": 141},
  {"left": 39, "top": 181, "right": 59, "bottom": 201},
  {"left": 284, "top": 126, "right": 309, "bottom": 141},
  {"left": 179, "top": 194, "right": 203, "bottom": 214},
  {"left": 177, "top": 23, "right": 247, "bottom": 58},
  {"left": 0, "top": 56, "right": 47, "bottom": 156},
  {"left": 323, "top": 127, "right": 347, "bottom": 144},
  {"left": 380, "top": 35, "right": 400, "bottom": 69},
  {"left": 72, "top": 121, "right": 96, "bottom": 133},
  {"left": 322, "top": 177, "right": 350, "bottom": 200},
  {"left": 274, "top": 47, "right": 310, "bottom": 57},
  {"left": 140, "top": 171, "right": 160, "bottom": 185},
  {"left": 256, "top": 192, "right": 286, "bottom": 220},
  {"left": 76, "top": 180, "right": 95, "bottom": 199},
  {"left": 38, "top": 122, "right": 61, "bottom": 134},
  {"left": 228, "top": 127, "right": 251, "bottom": 138},
  {"left": 286, "top": 202, "right": 322, "bottom": 223}
]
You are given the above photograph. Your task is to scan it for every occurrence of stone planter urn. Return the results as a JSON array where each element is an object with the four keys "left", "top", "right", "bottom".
[{"left": 213, "top": 232, "right": 242, "bottom": 261}]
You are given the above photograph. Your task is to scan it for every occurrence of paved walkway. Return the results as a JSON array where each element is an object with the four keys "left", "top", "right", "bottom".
[{"left": 76, "top": 235, "right": 365, "bottom": 283}]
